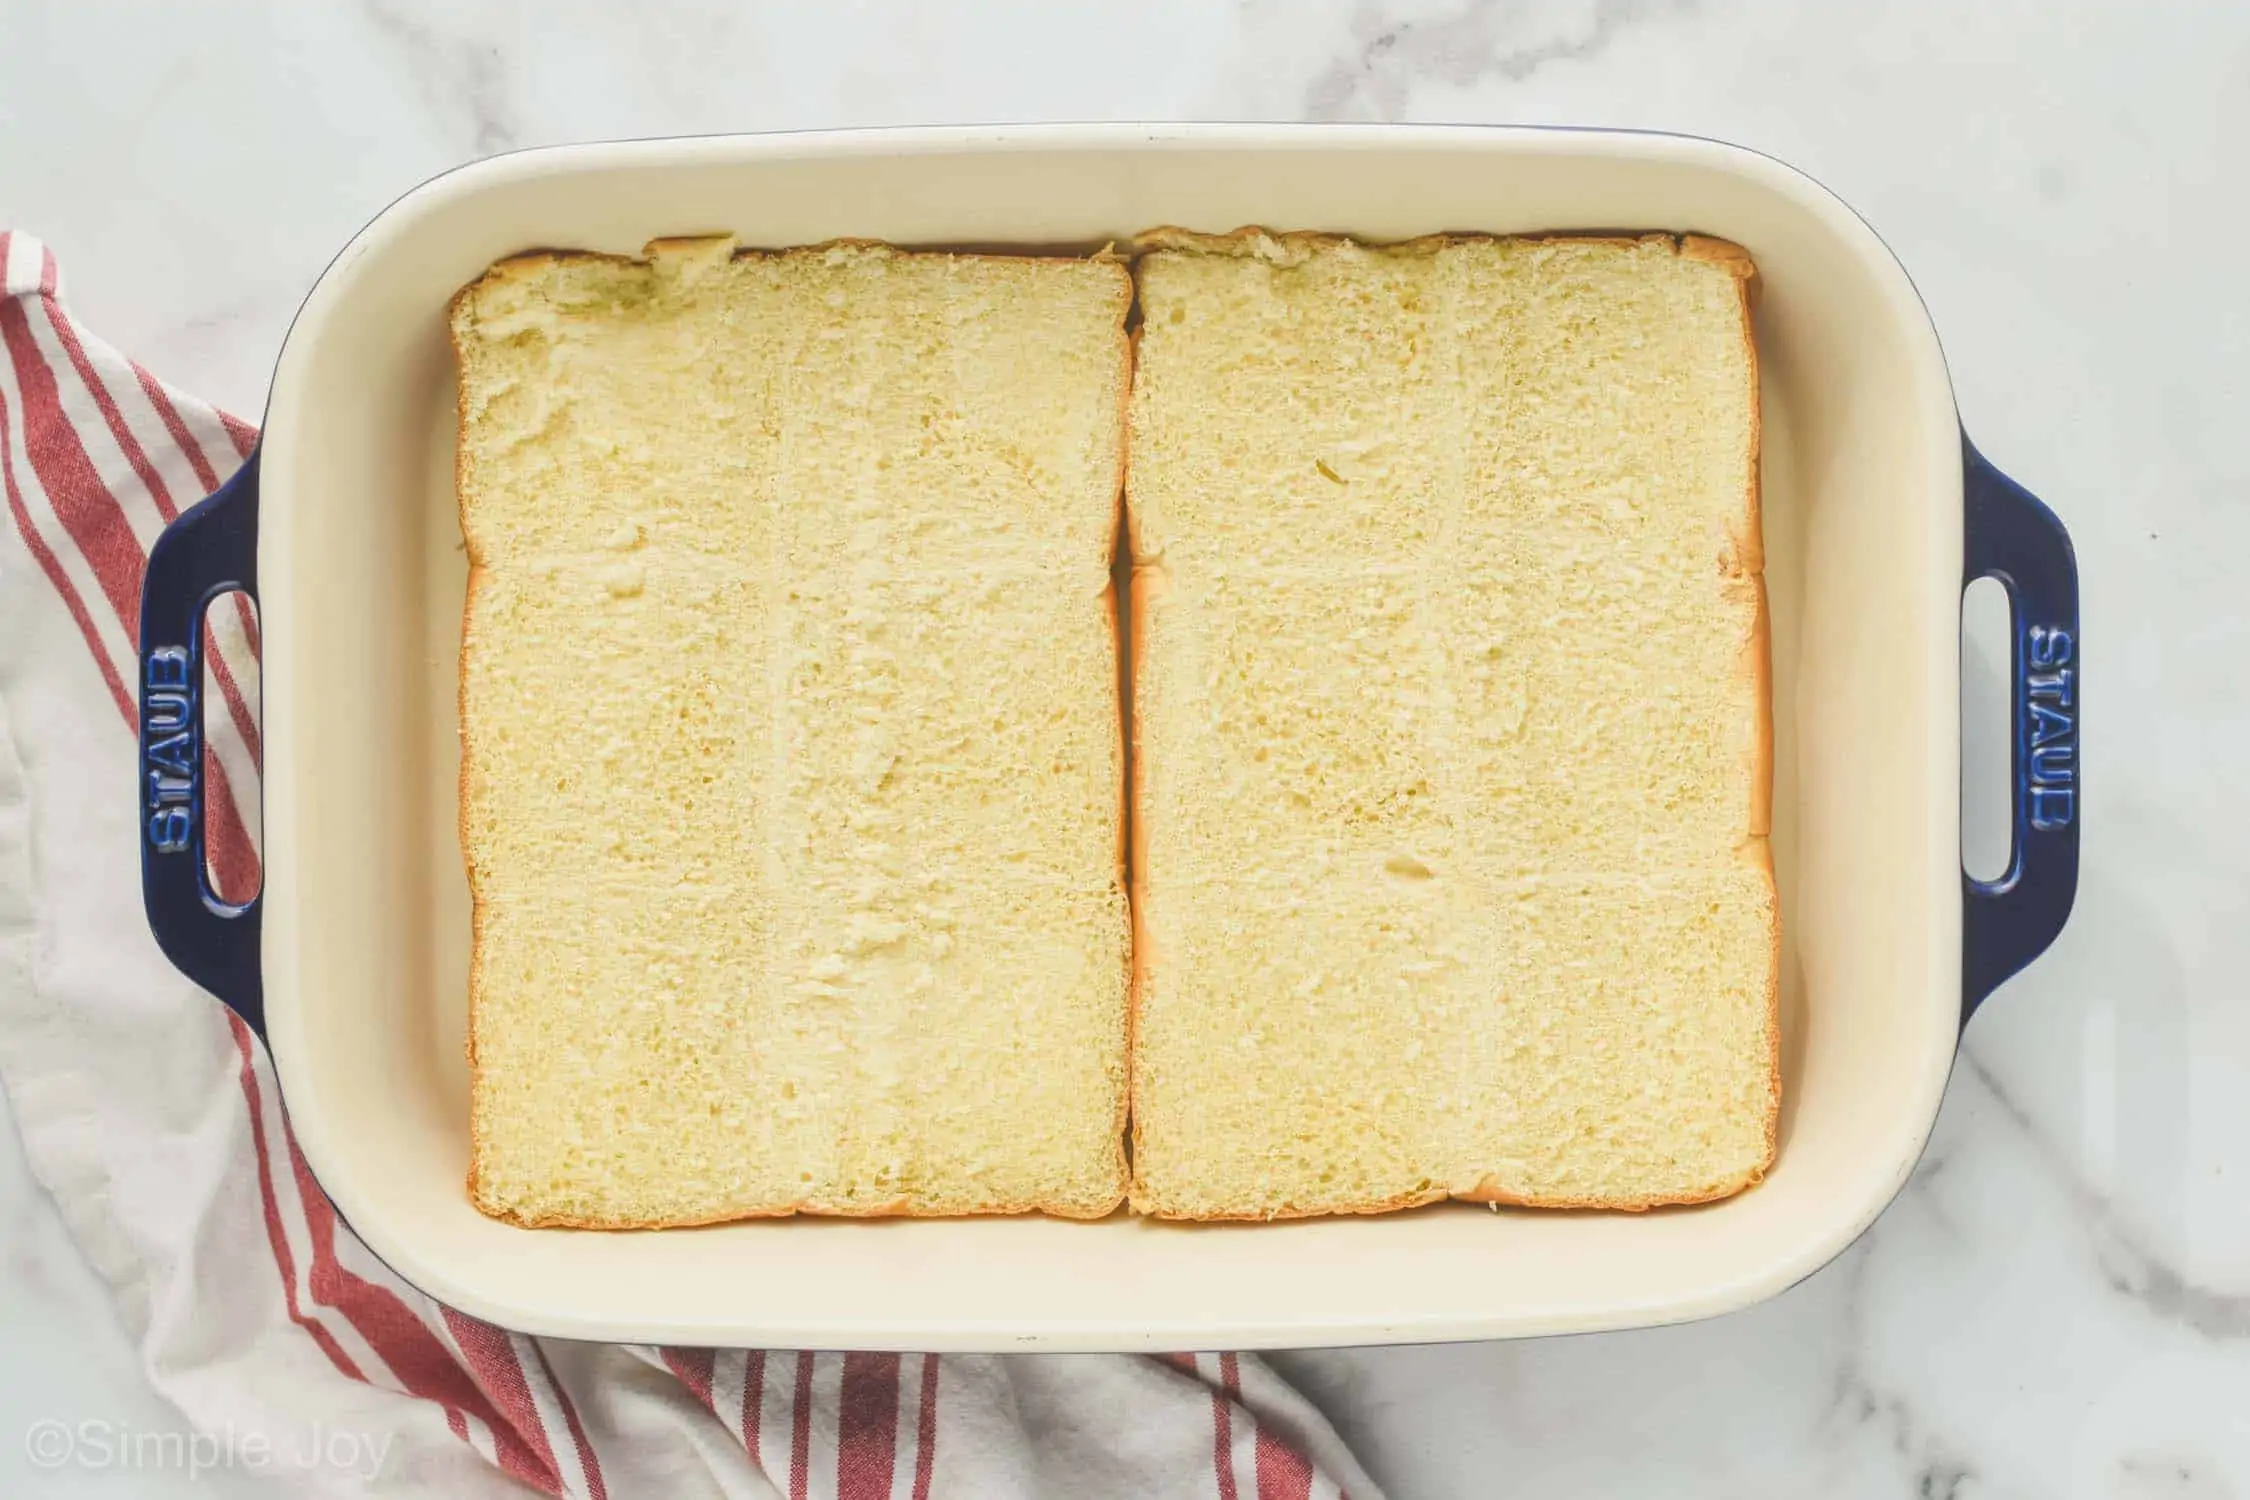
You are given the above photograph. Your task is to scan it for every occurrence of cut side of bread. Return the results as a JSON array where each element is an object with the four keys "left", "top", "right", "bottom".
[
  {"left": 1126, "top": 229, "right": 1776, "bottom": 1219},
  {"left": 454, "top": 237, "right": 1132, "bottom": 1226}
]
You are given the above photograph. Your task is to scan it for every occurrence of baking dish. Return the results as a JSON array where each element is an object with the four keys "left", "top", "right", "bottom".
[{"left": 135, "top": 124, "right": 2079, "bottom": 1350}]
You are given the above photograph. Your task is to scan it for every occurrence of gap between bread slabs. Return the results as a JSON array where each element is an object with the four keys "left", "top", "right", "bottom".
[{"left": 1112, "top": 486, "right": 1137, "bottom": 1174}]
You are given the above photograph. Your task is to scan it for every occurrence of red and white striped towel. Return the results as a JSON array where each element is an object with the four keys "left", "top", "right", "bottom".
[{"left": 0, "top": 230, "right": 1382, "bottom": 1500}]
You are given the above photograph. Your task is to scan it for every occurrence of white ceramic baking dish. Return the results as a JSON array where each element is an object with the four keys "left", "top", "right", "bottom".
[{"left": 135, "top": 124, "right": 2079, "bottom": 1350}]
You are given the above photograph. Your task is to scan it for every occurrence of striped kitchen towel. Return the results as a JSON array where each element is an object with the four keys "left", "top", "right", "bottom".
[{"left": 0, "top": 230, "right": 1381, "bottom": 1500}]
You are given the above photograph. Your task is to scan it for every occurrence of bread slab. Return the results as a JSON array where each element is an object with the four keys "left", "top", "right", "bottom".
[
  {"left": 453, "top": 238, "right": 1132, "bottom": 1226},
  {"left": 1126, "top": 230, "right": 1777, "bottom": 1218}
]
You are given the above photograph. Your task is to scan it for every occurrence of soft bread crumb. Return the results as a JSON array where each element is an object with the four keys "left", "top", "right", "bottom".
[
  {"left": 453, "top": 238, "right": 1132, "bottom": 1226},
  {"left": 1126, "top": 230, "right": 1777, "bottom": 1219}
]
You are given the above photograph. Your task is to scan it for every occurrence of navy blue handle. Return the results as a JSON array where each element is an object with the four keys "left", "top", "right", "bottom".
[
  {"left": 1960, "top": 437, "right": 2079, "bottom": 1024},
  {"left": 138, "top": 450, "right": 263, "bottom": 1034}
]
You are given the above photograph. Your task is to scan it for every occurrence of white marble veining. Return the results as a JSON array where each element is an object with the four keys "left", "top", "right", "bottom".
[{"left": 3, "top": 1, "right": 2247, "bottom": 1495}]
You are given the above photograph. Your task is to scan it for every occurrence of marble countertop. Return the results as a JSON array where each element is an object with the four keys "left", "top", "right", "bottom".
[{"left": 3, "top": 0, "right": 2246, "bottom": 1494}]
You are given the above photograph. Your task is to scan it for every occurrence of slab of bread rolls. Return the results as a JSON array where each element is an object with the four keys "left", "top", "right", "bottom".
[{"left": 453, "top": 239, "right": 1133, "bottom": 1226}]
